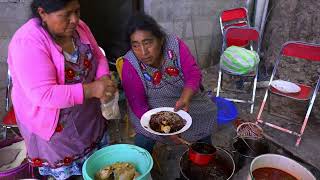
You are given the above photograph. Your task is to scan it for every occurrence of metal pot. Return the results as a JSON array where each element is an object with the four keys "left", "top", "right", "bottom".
[
  {"left": 180, "top": 147, "right": 235, "bottom": 180},
  {"left": 232, "top": 137, "right": 269, "bottom": 169}
]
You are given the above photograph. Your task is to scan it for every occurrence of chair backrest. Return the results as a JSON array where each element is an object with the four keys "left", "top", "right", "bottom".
[
  {"left": 270, "top": 41, "right": 320, "bottom": 86},
  {"left": 99, "top": 46, "right": 106, "bottom": 56},
  {"left": 281, "top": 41, "right": 320, "bottom": 62},
  {"left": 116, "top": 57, "right": 124, "bottom": 80},
  {"left": 220, "top": 7, "right": 249, "bottom": 34},
  {"left": 223, "top": 26, "right": 260, "bottom": 52}
]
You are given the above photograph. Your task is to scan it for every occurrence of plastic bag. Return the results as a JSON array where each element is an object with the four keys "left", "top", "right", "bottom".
[
  {"left": 101, "top": 91, "right": 121, "bottom": 120},
  {"left": 220, "top": 46, "right": 260, "bottom": 75}
]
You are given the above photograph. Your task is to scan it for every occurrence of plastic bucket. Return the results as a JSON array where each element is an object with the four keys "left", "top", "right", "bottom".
[
  {"left": 82, "top": 144, "right": 153, "bottom": 180},
  {"left": 0, "top": 137, "right": 32, "bottom": 180},
  {"left": 211, "top": 97, "right": 238, "bottom": 125},
  {"left": 248, "top": 154, "right": 316, "bottom": 180}
]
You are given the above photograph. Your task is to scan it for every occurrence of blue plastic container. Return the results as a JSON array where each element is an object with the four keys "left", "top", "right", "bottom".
[
  {"left": 212, "top": 96, "right": 238, "bottom": 125},
  {"left": 82, "top": 144, "right": 153, "bottom": 180}
]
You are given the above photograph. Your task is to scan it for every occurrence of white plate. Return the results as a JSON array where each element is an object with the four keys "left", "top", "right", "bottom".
[
  {"left": 140, "top": 107, "right": 192, "bottom": 136},
  {"left": 271, "top": 80, "right": 301, "bottom": 93}
]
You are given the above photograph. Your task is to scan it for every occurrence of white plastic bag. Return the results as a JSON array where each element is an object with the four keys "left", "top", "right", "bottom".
[{"left": 101, "top": 91, "right": 121, "bottom": 120}]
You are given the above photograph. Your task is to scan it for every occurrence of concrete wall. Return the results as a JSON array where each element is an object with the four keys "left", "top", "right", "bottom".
[{"left": 143, "top": 0, "right": 245, "bottom": 68}]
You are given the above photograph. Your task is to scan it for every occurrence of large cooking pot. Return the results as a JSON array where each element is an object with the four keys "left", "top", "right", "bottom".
[
  {"left": 248, "top": 154, "right": 316, "bottom": 180},
  {"left": 180, "top": 147, "right": 235, "bottom": 180},
  {"left": 232, "top": 137, "right": 269, "bottom": 169}
]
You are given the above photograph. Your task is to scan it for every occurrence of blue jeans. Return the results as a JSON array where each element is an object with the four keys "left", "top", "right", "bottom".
[{"left": 134, "top": 134, "right": 212, "bottom": 153}]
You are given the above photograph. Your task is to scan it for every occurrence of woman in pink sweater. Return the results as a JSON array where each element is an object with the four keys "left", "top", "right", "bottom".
[
  {"left": 7, "top": 0, "right": 116, "bottom": 179},
  {"left": 122, "top": 13, "right": 216, "bottom": 153}
]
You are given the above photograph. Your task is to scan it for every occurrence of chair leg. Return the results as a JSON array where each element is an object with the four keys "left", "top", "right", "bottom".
[
  {"left": 256, "top": 89, "right": 269, "bottom": 123},
  {"left": 250, "top": 71, "right": 258, "bottom": 114},
  {"left": 295, "top": 80, "right": 319, "bottom": 146},
  {"left": 1, "top": 125, "right": 7, "bottom": 140},
  {"left": 216, "top": 69, "right": 222, "bottom": 97},
  {"left": 267, "top": 92, "right": 271, "bottom": 113}
]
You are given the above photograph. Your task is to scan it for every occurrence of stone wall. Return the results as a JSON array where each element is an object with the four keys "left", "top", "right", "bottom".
[
  {"left": 143, "top": 0, "right": 245, "bottom": 68},
  {"left": 262, "top": 0, "right": 320, "bottom": 120}
]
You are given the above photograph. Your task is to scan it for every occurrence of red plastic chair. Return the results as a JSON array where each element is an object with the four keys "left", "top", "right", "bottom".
[
  {"left": 220, "top": 7, "right": 250, "bottom": 47},
  {"left": 216, "top": 26, "right": 261, "bottom": 114},
  {"left": 256, "top": 41, "right": 320, "bottom": 146}
]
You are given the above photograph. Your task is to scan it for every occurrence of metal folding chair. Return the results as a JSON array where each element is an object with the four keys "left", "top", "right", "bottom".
[
  {"left": 216, "top": 26, "right": 261, "bottom": 114},
  {"left": 256, "top": 41, "right": 320, "bottom": 146},
  {"left": 220, "top": 7, "right": 250, "bottom": 47},
  {"left": 1, "top": 70, "right": 19, "bottom": 140}
]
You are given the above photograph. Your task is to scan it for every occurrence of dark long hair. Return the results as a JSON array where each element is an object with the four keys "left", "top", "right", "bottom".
[
  {"left": 31, "top": 0, "right": 77, "bottom": 18},
  {"left": 126, "top": 13, "right": 166, "bottom": 48}
]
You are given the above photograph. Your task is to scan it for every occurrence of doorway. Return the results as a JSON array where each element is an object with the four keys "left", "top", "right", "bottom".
[{"left": 80, "top": 0, "right": 143, "bottom": 66}]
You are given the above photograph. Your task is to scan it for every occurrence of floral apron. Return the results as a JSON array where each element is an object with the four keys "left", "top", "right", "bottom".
[
  {"left": 124, "top": 35, "right": 216, "bottom": 142},
  {"left": 17, "top": 33, "right": 107, "bottom": 180}
]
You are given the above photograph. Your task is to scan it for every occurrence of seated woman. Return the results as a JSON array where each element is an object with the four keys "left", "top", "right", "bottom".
[
  {"left": 7, "top": 0, "right": 116, "bottom": 179},
  {"left": 122, "top": 13, "right": 216, "bottom": 153}
]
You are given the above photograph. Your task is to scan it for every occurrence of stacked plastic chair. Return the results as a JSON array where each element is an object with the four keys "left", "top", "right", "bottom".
[
  {"left": 216, "top": 26, "right": 261, "bottom": 113},
  {"left": 220, "top": 7, "right": 250, "bottom": 47}
]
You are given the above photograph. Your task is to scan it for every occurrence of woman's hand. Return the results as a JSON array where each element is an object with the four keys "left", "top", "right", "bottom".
[
  {"left": 174, "top": 88, "right": 194, "bottom": 112},
  {"left": 83, "top": 75, "right": 117, "bottom": 102},
  {"left": 174, "top": 97, "right": 190, "bottom": 112},
  {"left": 99, "top": 76, "right": 118, "bottom": 103}
]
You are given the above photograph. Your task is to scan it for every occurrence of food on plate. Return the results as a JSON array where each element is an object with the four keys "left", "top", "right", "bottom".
[
  {"left": 95, "top": 162, "right": 140, "bottom": 180},
  {"left": 149, "top": 111, "right": 186, "bottom": 133}
]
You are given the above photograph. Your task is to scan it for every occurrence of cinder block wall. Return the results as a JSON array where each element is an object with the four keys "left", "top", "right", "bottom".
[
  {"left": 0, "top": 0, "right": 32, "bottom": 118},
  {"left": 143, "top": 0, "right": 245, "bottom": 68}
]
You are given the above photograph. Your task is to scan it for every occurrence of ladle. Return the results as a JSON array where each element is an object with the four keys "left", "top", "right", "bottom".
[{"left": 239, "top": 137, "right": 256, "bottom": 154}]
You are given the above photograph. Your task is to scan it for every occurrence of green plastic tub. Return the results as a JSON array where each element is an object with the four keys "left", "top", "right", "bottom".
[{"left": 82, "top": 144, "right": 153, "bottom": 180}]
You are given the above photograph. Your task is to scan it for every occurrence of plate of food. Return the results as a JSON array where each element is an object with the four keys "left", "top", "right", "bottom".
[
  {"left": 140, "top": 107, "right": 192, "bottom": 136},
  {"left": 271, "top": 80, "right": 301, "bottom": 93}
]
